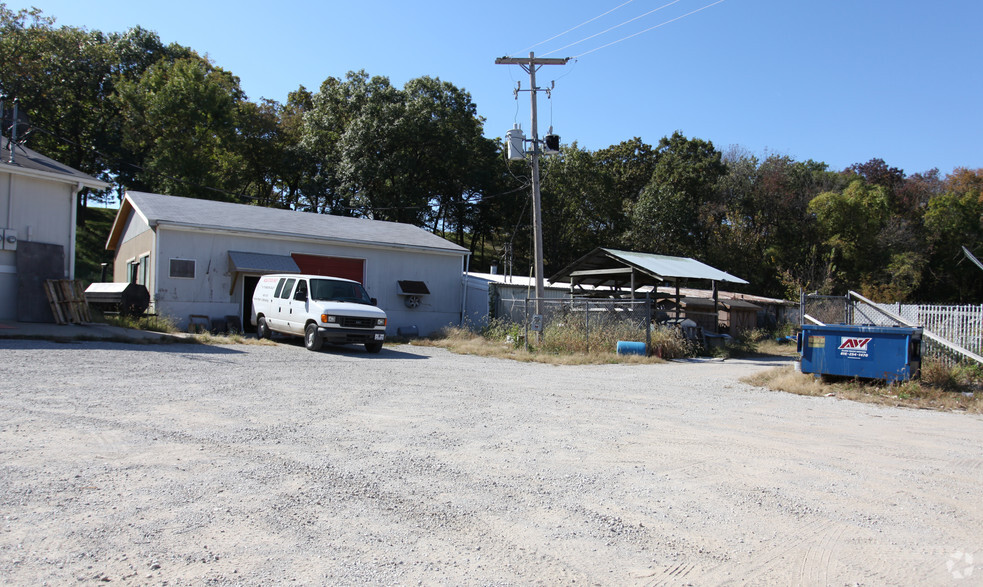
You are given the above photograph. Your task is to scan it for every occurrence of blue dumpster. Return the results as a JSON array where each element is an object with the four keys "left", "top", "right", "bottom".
[{"left": 798, "top": 324, "right": 922, "bottom": 383}]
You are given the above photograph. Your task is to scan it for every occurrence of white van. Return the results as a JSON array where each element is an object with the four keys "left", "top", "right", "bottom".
[{"left": 251, "top": 274, "right": 387, "bottom": 353}]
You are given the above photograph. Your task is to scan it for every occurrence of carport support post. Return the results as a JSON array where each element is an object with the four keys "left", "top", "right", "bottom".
[
  {"left": 645, "top": 292, "right": 652, "bottom": 356},
  {"left": 524, "top": 295, "right": 530, "bottom": 352},
  {"left": 712, "top": 280, "right": 719, "bottom": 334},
  {"left": 585, "top": 298, "right": 590, "bottom": 354},
  {"left": 675, "top": 281, "right": 681, "bottom": 321}
]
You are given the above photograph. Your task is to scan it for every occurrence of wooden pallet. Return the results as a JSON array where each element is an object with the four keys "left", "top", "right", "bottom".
[{"left": 43, "top": 279, "right": 91, "bottom": 325}]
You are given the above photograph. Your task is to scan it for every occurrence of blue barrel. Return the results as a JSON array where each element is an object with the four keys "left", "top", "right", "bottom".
[{"left": 617, "top": 341, "right": 647, "bottom": 356}]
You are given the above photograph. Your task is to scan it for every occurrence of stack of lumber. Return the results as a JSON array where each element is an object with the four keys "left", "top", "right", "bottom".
[{"left": 43, "top": 279, "right": 91, "bottom": 324}]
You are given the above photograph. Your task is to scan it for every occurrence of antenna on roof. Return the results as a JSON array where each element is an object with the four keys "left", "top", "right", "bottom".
[
  {"left": 8, "top": 98, "right": 16, "bottom": 164},
  {"left": 1, "top": 97, "right": 32, "bottom": 164}
]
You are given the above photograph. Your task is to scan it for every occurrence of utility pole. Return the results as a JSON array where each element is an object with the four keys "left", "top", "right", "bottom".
[{"left": 495, "top": 52, "right": 569, "bottom": 315}]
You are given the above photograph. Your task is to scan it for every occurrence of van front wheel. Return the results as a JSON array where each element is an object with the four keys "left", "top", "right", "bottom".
[
  {"left": 304, "top": 323, "right": 323, "bottom": 351},
  {"left": 365, "top": 341, "right": 383, "bottom": 354}
]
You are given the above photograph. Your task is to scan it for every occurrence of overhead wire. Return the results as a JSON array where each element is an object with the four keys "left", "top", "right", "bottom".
[
  {"left": 572, "top": 0, "right": 729, "bottom": 58},
  {"left": 509, "top": 0, "right": 639, "bottom": 57},
  {"left": 542, "top": 0, "right": 686, "bottom": 57}
]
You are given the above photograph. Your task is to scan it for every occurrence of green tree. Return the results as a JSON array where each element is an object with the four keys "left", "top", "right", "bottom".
[
  {"left": 920, "top": 175, "right": 983, "bottom": 301},
  {"left": 401, "top": 75, "right": 499, "bottom": 240},
  {"left": 304, "top": 71, "right": 500, "bottom": 230},
  {"left": 234, "top": 99, "right": 287, "bottom": 207},
  {"left": 302, "top": 72, "right": 389, "bottom": 216},
  {"left": 0, "top": 6, "right": 106, "bottom": 174},
  {"left": 745, "top": 155, "right": 844, "bottom": 296},
  {"left": 114, "top": 57, "right": 245, "bottom": 200},
  {"left": 271, "top": 86, "right": 318, "bottom": 211},
  {"left": 0, "top": 5, "right": 194, "bottom": 207},
  {"left": 535, "top": 138, "right": 655, "bottom": 272},
  {"left": 539, "top": 143, "right": 607, "bottom": 271},
  {"left": 808, "top": 180, "right": 891, "bottom": 291},
  {"left": 627, "top": 131, "right": 725, "bottom": 257}
]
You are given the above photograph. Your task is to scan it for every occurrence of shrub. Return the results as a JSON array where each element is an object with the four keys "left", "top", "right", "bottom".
[
  {"left": 480, "top": 318, "right": 525, "bottom": 349},
  {"left": 649, "top": 325, "right": 697, "bottom": 359}
]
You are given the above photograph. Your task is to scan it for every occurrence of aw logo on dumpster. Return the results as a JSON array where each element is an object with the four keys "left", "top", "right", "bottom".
[{"left": 838, "top": 337, "right": 872, "bottom": 359}]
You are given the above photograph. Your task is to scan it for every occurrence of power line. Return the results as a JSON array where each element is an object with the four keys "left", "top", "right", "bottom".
[
  {"left": 573, "top": 0, "right": 729, "bottom": 58},
  {"left": 510, "top": 0, "right": 639, "bottom": 57},
  {"left": 543, "top": 0, "right": 685, "bottom": 57}
]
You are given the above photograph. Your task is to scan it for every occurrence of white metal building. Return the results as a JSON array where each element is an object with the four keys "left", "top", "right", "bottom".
[
  {"left": 105, "top": 191, "right": 470, "bottom": 336},
  {"left": 0, "top": 137, "right": 110, "bottom": 321},
  {"left": 463, "top": 272, "right": 571, "bottom": 328}
]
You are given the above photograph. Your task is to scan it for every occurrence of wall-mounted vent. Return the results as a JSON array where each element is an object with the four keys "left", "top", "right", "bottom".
[
  {"left": 397, "top": 280, "right": 429, "bottom": 309},
  {"left": 397, "top": 280, "right": 430, "bottom": 295}
]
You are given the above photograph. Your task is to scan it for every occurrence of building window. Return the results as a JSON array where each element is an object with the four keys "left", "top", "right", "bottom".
[
  {"left": 169, "top": 258, "right": 195, "bottom": 279},
  {"left": 128, "top": 254, "right": 149, "bottom": 285}
]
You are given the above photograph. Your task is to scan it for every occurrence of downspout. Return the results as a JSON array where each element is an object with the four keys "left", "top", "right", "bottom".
[
  {"left": 68, "top": 182, "right": 83, "bottom": 278},
  {"left": 460, "top": 254, "right": 470, "bottom": 327},
  {"left": 152, "top": 223, "right": 160, "bottom": 314},
  {"left": 5, "top": 172, "right": 12, "bottom": 227}
]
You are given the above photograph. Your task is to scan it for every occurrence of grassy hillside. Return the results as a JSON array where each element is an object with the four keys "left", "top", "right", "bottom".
[{"left": 75, "top": 206, "right": 117, "bottom": 285}]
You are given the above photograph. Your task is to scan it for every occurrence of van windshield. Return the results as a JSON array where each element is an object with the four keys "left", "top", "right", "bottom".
[{"left": 309, "top": 278, "right": 373, "bottom": 304}]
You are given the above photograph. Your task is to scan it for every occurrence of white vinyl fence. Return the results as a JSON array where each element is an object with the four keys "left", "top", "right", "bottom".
[{"left": 855, "top": 302, "right": 983, "bottom": 362}]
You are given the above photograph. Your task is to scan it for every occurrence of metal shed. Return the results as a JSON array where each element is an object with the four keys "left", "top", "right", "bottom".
[
  {"left": 549, "top": 248, "right": 749, "bottom": 331},
  {"left": 550, "top": 248, "right": 747, "bottom": 290}
]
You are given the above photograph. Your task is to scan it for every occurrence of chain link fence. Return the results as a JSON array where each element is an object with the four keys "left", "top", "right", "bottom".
[
  {"left": 800, "top": 293, "right": 852, "bottom": 326},
  {"left": 499, "top": 297, "right": 653, "bottom": 354}
]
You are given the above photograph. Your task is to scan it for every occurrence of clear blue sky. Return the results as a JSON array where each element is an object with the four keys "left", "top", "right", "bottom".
[{"left": 8, "top": 0, "right": 982, "bottom": 175}]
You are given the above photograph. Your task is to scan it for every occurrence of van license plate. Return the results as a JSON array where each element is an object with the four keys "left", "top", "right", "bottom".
[{"left": 374, "top": 334, "right": 385, "bottom": 341}]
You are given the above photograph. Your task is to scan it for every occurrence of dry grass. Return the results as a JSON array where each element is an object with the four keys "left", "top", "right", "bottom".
[
  {"left": 102, "top": 312, "right": 278, "bottom": 346},
  {"left": 415, "top": 321, "right": 807, "bottom": 366},
  {"left": 104, "top": 313, "right": 179, "bottom": 333},
  {"left": 752, "top": 337, "right": 801, "bottom": 358},
  {"left": 744, "top": 365, "right": 983, "bottom": 414},
  {"left": 191, "top": 332, "right": 278, "bottom": 346},
  {"left": 413, "top": 325, "right": 671, "bottom": 366}
]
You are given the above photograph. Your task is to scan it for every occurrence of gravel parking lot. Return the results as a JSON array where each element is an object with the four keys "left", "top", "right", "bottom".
[{"left": 1, "top": 338, "right": 982, "bottom": 585}]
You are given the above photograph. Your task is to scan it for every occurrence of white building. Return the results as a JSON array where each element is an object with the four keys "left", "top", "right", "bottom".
[
  {"left": 0, "top": 137, "right": 110, "bottom": 321},
  {"left": 105, "top": 191, "right": 470, "bottom": 336},
  {"left": 463, "top": 272, "right": 571, "bottom": 328}
]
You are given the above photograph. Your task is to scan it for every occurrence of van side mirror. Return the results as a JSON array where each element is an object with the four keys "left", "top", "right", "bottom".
[
  {"left": 370, "top": 298, "right": 377, "bottom": 306},
  {"left": 294, "top": 289, "right": 307, "bottom": 301}
]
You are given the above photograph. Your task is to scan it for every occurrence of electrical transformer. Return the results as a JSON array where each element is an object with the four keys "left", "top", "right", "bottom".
[{"left": 506, "top": 125, "right": 525, "bottom": 160}]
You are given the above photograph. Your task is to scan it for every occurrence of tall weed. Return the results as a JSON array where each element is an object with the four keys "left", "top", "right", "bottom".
[{"left": 105, "top": 313, "right": 178, "bottom": 333}]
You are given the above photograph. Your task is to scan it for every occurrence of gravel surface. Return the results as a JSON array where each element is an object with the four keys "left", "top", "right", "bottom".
[{"left": 1, "top": 339, "right": 982, "bottom": 585}]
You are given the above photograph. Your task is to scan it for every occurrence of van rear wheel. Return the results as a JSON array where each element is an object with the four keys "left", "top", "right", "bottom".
[
  {"left": 256, "top": 316, "right": 271, "bottom": 339},
  {"left": 365, "top": 341, "right": 383, "bottom": 354},
  {"left": 304, "top": 323, "right": 323, "bottom": 351}
]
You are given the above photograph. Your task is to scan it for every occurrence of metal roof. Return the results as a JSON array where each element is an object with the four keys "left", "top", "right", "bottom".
[
  {"left": 549, "top": 247, "right": 748, "bottom": 288},
  {"left": 670, "top": 297, "right": 761, "bottom": 310},
  {"left": 108, "top": 191, "right": 468, "bottom": 255}
]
